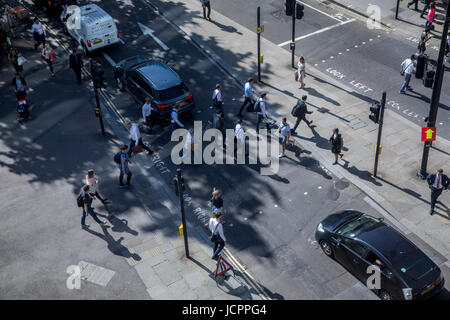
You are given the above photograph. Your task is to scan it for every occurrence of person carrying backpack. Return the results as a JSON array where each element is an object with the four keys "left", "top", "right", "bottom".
[
  {"left": 329, "top": 128, "right": 344, "bottom": 165},
  {"left": 212, "top": 83, "right": 224, "bottom": 115},
  {"left": 291, "top": 95, "right": 313, "bottom": 135},
  {"left": 114, "top": 145, "right": 132, "bottom": 187},
  {"left": 78, "top": 185, "right": 107, "bottom": 229},
  {"left": 255, "top": 92, "right": 270, "bottom": 135}
]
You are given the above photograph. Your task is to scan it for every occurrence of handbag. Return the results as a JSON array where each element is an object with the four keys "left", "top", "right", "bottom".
[
  {"left": 294, "top": 71, "right": 299, "bottom": 82},
  {"left": 17, "top": 54, "right": 27, "bottom": 66},
  {"left": 132, "top": 145, "right": 143, "bottom": 154}
]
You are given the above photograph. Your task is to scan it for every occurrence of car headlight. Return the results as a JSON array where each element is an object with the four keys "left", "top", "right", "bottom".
[
  {"left": 317, "top": 223, "right": 325, "bottom": 233},
  {"left": 402, "top": 288, "right": 413, "bottom": 300}
]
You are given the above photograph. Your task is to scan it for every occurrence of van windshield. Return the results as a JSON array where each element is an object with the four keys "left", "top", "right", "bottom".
[{"left": 157, "top": 84, "right": 189, "bottom": 102}]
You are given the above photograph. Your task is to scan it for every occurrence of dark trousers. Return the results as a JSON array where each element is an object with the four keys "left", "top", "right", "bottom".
[
  {"left": 11, "top": 61, "right": 23, "bottom": 73},
  {"left": 128, "top": 138, "right": 153, "bottom": 157},
  {"left": 81, "top": 207, "right": 103, "bottom": 226},
  {"left": 212, "top": 240, "right": 225, "bottom": 259},
  {"left": 238, "top": 96, "right": 252, "bottom": 115},
  {"left": 430, "top": 187, "right": 443, "bottom": 212},
  {"left": 33, "top": 33, "right": 46, "bottom": 50},
  {"left": 256, "top": 114, "right": 270, "bottom": 134},
  {"left": 203, "top": 1, "right": 211, "bottom": 19},
  {"left": 72, "top": 67, "right": 82, "bottom": 83},
  {"left": 119, "top": 170, "right": 132, "bottom": 186},
  {"left": 293, "top": 116, "right": 311, "bottom": 132},
  {"left": 145, "top": 115, "right": 155, "bottom": 129},
  {"left": 89, "top": 191, "right": 105, "bottom": 202},
  {"left": 407, "top": 0, "right": 418, "bottom": 9},
  {"left": 214, "top": 101, "right": 223, "bottom": 115},
  {"left": 45, "top": 59, "right": 54, "bottom": 74}
]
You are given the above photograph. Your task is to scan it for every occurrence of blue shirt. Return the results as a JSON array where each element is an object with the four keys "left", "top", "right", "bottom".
[
  {"left": 118, "top": 152, "right": 130, "bottom": 172},
  {"left": 244, "top": 82, "right": 252, "bottom": 98}
]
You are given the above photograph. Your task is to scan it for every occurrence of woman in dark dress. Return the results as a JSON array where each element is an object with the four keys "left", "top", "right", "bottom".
[{"left": 329, "top": 128, "right": 344, "bottom": 165}]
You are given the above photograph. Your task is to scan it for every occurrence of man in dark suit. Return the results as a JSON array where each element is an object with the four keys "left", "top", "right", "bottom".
[
  {"left": 426, "top": 169, "right": 449, "bottom": 215},
  {"left": 69, "top": 49, "right": 83, "bottom": 84},
  {"left": 291, "top": 95, "right": 313, "bottom": 135}
]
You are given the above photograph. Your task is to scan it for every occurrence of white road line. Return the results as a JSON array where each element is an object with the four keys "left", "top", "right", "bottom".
[
  {"left": 102, "top": 52, "right": 117, "bottom": 67},
  {"left": 277, "top": 19, "right": 355, "bottom": 47},
  {"left": 119, "top": 38, "right": 125, "bottom": 45},
  {"left": 297, "top": 0, "right": 342, "bottom": 22}
]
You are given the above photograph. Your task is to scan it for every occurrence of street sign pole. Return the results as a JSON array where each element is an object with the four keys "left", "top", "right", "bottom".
[
  {"left": 395, "top": 0, "right": 400, "bottom": 20},
  {"left": 257, "top": 6, "right": 261, "bottom": 83},
  {"left": 90, "top": 61, "right": 105, "bottom": 136},
  {"left": 291, "top": 4, "right": 295, "bottom": 68},
  {"left": 418, "top": 0, "right": 450, "bottom": 179},
  {"left": 177, "top": 169, "right": 189, "bottom": 258},
  {"left": 373, "top": 91, "right": 386, "bottom": 178}
]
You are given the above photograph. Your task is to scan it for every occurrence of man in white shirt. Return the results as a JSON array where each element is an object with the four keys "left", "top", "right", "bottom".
[
  {"left": 142, "top": 97, "right": 155, "bottom": 134},
  {"left": 278, "top": 117, "right": 291, "bottom": 158},
  {"left": 234, "top": 118, "right": 246, "bottom": 158},
  {"left": 171, "top": 105, "right": 184, "bottom": 132},
  {"left": 400, "top": 55, "right": 415, "bottom": 94},
  {"left": 256, "top": 92, "right": 270, "bottom": 134},
  {"left": 208, "top": 211, "right": 226, "bottom": 260},
  {"left": 126, "top": 121, "right": 153, "bottom": 157},
  {"left": 212, "top": 83, "right": 224, "bottom": 115},
  {"left": 31, "top": 18, "right": 46, "bottom": 50},
  {"left": 238, "top": 77, "right": 254, "bottom": 117}
]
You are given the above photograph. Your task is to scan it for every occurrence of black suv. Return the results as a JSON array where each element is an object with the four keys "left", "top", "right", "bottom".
[
  {"left": 114, "top": 56, "right": 195, "bottom": 120},
  {"left": 315, "top": 210, "right": 445, "bottom": 300}
]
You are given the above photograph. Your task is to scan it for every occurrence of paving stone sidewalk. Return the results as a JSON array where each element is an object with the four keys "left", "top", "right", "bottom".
[{"left": 152, "top": 0, "right": 450, "bottom": 261}]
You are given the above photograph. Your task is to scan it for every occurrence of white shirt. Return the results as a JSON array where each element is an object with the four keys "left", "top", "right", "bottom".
[
  {"left": 86, "top": 176, "right": 98, "bottom": 193},
  {"left": 279, "top": 122, "right": 290, "bottom": 137},
  {"left": 212, "top": 89, "right": 223, "bottom": 102},
  {"left": 235, "top": 123, "right": 245, "bottom": 144},
  {"left": 433, "top": 174, "right": 443, "bottom": 189},
  {"left": 184, "top": 131, "right": 194, "bottom": 149},
  {"left": 257, "top": 98, "right": 267, "bottom": 118},
  {"left": 31, "top": 22, "right": 45, "bottom": 35},
  {"left": 142, "top": 102, "right": 152, "bottom": 119},
  {"left": 208, "top": 217, "right": 226, "bottom": 242},
  {"left": 129, "top": 123, "right": 141, "bottom": 142},
  {"left": 171, "top": 108, "right": 183, "bottom": 127},
  {"left": 401, "top": 58, "right": 414, "bottom": 74},
  {"left": 244, "top": 82, "right": 253, "bottom": 97}
]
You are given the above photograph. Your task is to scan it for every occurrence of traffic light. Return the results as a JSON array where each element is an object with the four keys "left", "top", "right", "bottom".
[
  {"left": 285, "top": 0, "right": 295, "bottom": 16},
  {"left": 369, "top": 102, "right": 381, "bottom": 123},
  {"left": 415, "top": 54, "right": 426, "bottom": 79},
  {"left": 423, "top": 69, "right": 435, "bottom": 88},
  {"left": 296, "top": 3, "right": 304, "bottom": 19},
  {"left": 173, "top": 176, "right": 185, "bottom": 197}
]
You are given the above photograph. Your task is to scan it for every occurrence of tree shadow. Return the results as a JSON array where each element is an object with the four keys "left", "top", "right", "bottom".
[{"left": 340, "top": 159, "right": 382, "bottom": 186}]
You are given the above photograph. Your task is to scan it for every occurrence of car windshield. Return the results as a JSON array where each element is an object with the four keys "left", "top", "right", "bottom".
[
  {"left": 336, "top": 215, "right": 380, "bottom": 238},
  {"left": 157, "top": 83, "right": 189, "bottom": 102},
  {"left": 393, "top": 251, "right": 435, "bottom": 281}
]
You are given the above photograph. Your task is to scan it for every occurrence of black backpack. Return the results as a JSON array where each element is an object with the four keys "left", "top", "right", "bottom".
[
  {"left": 76, "top": 192, "right": 84, "bottom": 207},
  {"left": 114, "top": 151, "right": 122, "bottom": 164},
  {"left": 291, "top": 104, "right": 300, "bottom": 117}
]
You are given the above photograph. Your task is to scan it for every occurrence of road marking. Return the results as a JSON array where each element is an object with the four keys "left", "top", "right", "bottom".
[
  {"left": 138, "top": 22, "right": 169, "bottom": 51},
  {"left": 297, "top": 0, "right": 342, "bottom": 22},
  {"left": 278, "top": 19, "right": 355, "bottom": 47},
  {"left": 102, "top": 52, "right": 117, "bottom": 67},
  {"left": 119, "top": 38, "right": 125, "bottom": 45}
]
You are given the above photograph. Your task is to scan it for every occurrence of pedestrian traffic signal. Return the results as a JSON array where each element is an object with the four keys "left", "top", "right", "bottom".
[
  {"left": 296, "top": 3, "right": 304, "bottom": 19},
  {"left": 285, "top": 0, "right": 295, "bottom": 16},
  {"left": 173, "top": 176, "right": 185, "bottom": 197},
  {"left": 423, "top": 69, "right": 435, "bottom": 88},
  {"left": 415, "top": 54, "right": 426, "bottom": 79},
  {"left": 369, "top": 102, "right": 381, "bottom": 123}
]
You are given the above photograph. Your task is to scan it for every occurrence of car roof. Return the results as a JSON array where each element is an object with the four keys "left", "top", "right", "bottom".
[
  {"left": 355, "top": 223, "right": 421, "bottom": 263},
  {"left": 137, "top": 61, "right": 181, "bottom": 91},
  {"left": 79, "top": 4, "right": 112, "bottom": 26}
]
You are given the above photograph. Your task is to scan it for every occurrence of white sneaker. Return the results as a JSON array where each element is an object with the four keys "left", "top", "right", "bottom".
[{"left": 278, "top": 153, "right": 285, "bottom": 158}]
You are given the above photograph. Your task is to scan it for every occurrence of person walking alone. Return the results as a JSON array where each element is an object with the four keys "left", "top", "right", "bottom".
[
  {"left": 208, "top": 210, "right": 226, "bottom": 260},
  {"left": 278, "top": 117, "right": 291, "bottom": 158},
  {"left": 426, "top": 169, "right": 449, "bottom": 215},
  {"left": 85, "top": 169, "right": 109, "bottom": 204},
  {"left": 42, "top": 43, "right": 56, "bottom": 77},
  {"left": 126, "top": 121, "right": 153, "bottom": 157},
  {"left": 235, "top": 117, "right": 246, "bottom": 158},
  {"left": 237, "top": 77, "right": 254, "bottom": 117},
  {"left": 118, "top": 145, "right": 132, "bottom": 187},
  {"left": 212, "top": 108, "right": 226, "bottom": 148},
  {"left": 291, "top": 95, "right": 313, "bottom": 135},
  {"left": 8, "top": 47, "right": 22, "bottom": 73},
  {"left": 171, "top": 105, "right": 184, "bottom": 133},
  {"left": 142, "top": 97, "right": 155, "bottom": 134},
  {"left": 425, "top": 2, "right": 435, "bottom": 30},
  {"left": 31, "top": 18, "right": 46, "bottom": 50},
  {"left": 69, "top": 49, "right": 83, "bottom": 84},
  {"left": 80, "top": 185, "right": 107, "bottom": 229},
  {"left": 297, "top": 56, "right": 306, "bottom": 89},
  {"left": 212, "top": 83, "right": 224, "bottom": 115},
  {"left": 200, "top": 0, "right": 211, "bottom": 20},
  {"left": 255, "top": 92, "right": 270, "bottom": 135},
  {"left": 329, "top": 128, "right": 344, "bottom": 165},
  {"left": 417, "top": 28, "right": 431, "bottom": 54},
  {"left": 399, "top": 55, "right": 415, "bottom": 94}
]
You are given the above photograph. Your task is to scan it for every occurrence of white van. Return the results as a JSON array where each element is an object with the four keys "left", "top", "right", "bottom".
[{"left": 62, "top": 4, "right": 120, "bottom": 55}]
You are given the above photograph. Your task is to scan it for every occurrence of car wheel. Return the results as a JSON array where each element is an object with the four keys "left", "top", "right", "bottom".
[
  {"left": 320, "top": 240, "right": 334, "bottom": 258},
  {"left": 379, "top": 290, "right": 394, "bottom": 300},
  {"left": 116, "top": 77, "right": 124, "bottom": 91}
]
